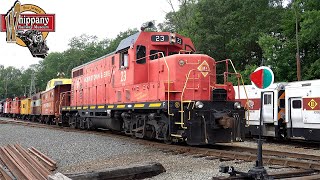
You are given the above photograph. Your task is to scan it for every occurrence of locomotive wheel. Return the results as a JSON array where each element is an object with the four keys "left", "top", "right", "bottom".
[
  {"left": 79, "top": 117, "right": 86, "bottom": 130},
  {"left": 144, "top": 124, "right": 156, "bottom": 139},
  {"left": 40, "top": 116, "right": 45, "bottom": 124},
  {"left": 86, "top": 118, "right": 94, "bottom": 130},
  {"left": 164, "top": 138, "right": 172, "bottom": 144},
  {"left": 163, "top": 130, "right": 172, "bottom": 144},
  {"left": 44, "top": 117, "right": 50, "bottom": 124},
  {"left": 131, "top": 133, "right": 137, "bottom": 139},
  {"left": 69, "top": 116, "right": 77, "bottom": 129}
]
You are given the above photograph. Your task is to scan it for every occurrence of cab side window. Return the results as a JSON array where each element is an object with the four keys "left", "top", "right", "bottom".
[
  {"left": 119, "top": 50, "right": 129, "bottom": 69},
  {"left": 136, "top": 45, "right": 146, "bottom": 64}
]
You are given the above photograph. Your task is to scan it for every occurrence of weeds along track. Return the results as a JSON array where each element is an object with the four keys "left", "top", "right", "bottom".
[{"left": 1, "top": 117, "right": 320, "bottom": 171}]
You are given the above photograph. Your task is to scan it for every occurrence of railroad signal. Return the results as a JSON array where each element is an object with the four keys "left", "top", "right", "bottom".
[{"left": 250, "top": 66, "right": 274, "bottom": 89}]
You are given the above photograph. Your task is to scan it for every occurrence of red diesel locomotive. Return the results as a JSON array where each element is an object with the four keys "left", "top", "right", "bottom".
[{"left": 60, "top": 30, "right": 245, "bottom": 145}]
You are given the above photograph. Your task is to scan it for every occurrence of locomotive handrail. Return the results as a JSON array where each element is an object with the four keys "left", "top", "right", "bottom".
[
  {"left": 135, "top": 51, "right": 172, "bottom": 117},
  {"left": 180, "top": 69, "right": 197, "bottom": 129},
  {"left": 58, "top": 91, "right": 71, "bottom": 116},
  {"left": 216, "top": 59, "right": 250, "bottom": 126},
  {"left": 160, "top": 52, "right": 174, "bottom": 117}
]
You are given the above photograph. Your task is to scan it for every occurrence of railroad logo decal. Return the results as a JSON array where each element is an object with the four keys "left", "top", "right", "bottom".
[
  {"left": 304, "top": 98, "right": 320, "bottom": 110},
  {"left": 174, "top": 102, "right": 180, "bottom": 108},
  {"left": 197, "top": 60, "right": 210, "bottom": 77},
  {"left": 1, "top": 0, "right": 55, "bottom": 58},
  {"left": 247, "top": 100, "right": 254, "bottom": 109},
  {"left": 308, "top": 99, "right": 318, "bottom": 109}
]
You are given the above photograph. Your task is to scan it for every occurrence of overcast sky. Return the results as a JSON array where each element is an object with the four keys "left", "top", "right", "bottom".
[{"left": 0, "top": 0, "right": 178, "bottom": 68}]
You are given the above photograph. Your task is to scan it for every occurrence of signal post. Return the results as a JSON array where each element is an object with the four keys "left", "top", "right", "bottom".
[
  {"left": 247, "top": 66, "right": 274, "bottom": 179},
  {"left": 219, "top": 66, "right": 274, "bottom": 180}
]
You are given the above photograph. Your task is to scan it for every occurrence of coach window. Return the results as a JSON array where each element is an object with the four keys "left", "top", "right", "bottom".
[
  {"left": 292, "top": 100, "right": 302, "bottom": 109},
  {"left": 136, "top": 45, "right": 146, "bottom": 64},
  {"left": 263, "top": 94, "right": 272, "bottom": 105},
  {"left": 119, "top": 49, "right": 129, "bottom": 69},
  {"left": 72, "top": 71, "right": 78, "bottom": 78}
]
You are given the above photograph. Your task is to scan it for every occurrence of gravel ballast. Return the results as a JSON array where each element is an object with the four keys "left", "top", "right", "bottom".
[{"left": 0, "top": 123, "right": 300, "bottom": 179}]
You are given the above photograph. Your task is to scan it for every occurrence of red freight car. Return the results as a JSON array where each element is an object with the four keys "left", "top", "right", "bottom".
[
  {"left": 31, "top": 92, "right": 42, "bottom": 121},
  {"left": 10, "top": 97, "right": 22, "bottom": 118},
  {"left": 41, "top": 84, "right": 71, "bottom": 124},
  {"left": 4, "top": 98, "right": 12, "bottom": 115},
  {"left": 62, "top": 29, "right": 245, "bottom": 145}
]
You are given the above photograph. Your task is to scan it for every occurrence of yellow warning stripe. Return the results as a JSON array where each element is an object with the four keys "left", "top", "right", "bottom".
[
  {"left": 108, "top": 105, "right": 114, "bottom": 108},
  {"left": 149, "top": 103, "right": 161, "bottom": 107},
  {"left": 63, "top": 102, "right": 166, "bottom": 111},
  {"left": 117, "top": 105, "right": 125, "bottom": 108},
  {"left": 134, "top": 104, "right": 145, "bottom": 108}
]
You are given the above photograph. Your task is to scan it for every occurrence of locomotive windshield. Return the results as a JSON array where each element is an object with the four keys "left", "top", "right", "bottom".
[{"left": 150, "top": 50, "right": 165, "bottom": 60}]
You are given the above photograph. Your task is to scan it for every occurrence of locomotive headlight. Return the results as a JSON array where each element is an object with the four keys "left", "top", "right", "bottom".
[
  {"left": 195, "top": 101, "right": 204, "bottom": 109},
  {"left": 234, "top": 102, "right": 241, "bottom": 109},
  {"left": 170, "top": 33, "right": 176, "bottom": 43}
]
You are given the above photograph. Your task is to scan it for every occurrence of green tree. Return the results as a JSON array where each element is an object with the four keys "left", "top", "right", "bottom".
[
  {"left": 258, "top": 0, "right": 320, "bottom": 81},
  {"left": 35, "top": 29, "right": 139, "bottom": 90}
]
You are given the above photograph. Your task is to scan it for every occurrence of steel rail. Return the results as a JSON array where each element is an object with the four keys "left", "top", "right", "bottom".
[{"left": 2, "top": 118, "right": 320, "bottom": 171}]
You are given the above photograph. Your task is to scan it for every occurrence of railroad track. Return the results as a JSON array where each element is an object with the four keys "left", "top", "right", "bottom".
[{"left": 1, "top": 117, "right": 320, "bottom": 179}]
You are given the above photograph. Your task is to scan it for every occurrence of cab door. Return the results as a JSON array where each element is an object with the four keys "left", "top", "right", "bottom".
[
  {"left": 289, "top": 97, "right": 303, "bottom": 137},
  {"left": 262, "top": 92, "right": 274, "bottom": 123},
  {"left": 134, "top": 45, "right": 148, "bottom": 84}
]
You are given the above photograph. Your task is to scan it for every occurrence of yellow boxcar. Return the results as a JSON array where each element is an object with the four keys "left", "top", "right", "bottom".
[{"left": 20, "top": 98, "right": 31, "bottom": 117}]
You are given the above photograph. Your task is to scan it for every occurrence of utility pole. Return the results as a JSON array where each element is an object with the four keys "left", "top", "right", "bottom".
[
  {"left": 24, "top": 85, "right": 27, "bottom": 96},
  {"left": 29, "top": 73, "right": 36, "bottom": 97},
  {"left": 294, "top": 0, "right": 301, "bottom": 81},
  {"left": 5, "top": 75, "right": 8, "bottom": 98}
]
